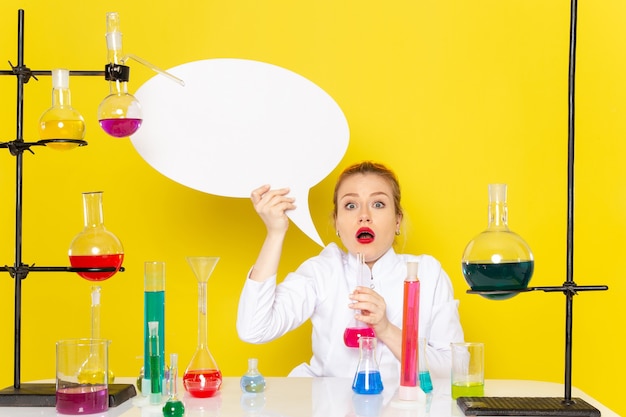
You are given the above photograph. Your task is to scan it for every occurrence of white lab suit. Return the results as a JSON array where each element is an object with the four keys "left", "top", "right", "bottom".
[{"left": 237, "top": 243, "right": 464, "bottom": 383}]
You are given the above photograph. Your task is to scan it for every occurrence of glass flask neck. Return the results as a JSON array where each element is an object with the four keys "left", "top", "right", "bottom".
[
  {"left": 487, "top": 183, "right": 509, "bottom": 230},
  {"left": 52, "top": 86, "right": 72, "bottom": 107},
  {"left": 197, "top": 281, "right": 209, "bottom": 348},
  {"left": 105, "top": 12, "right": 124, "bottom": 65},
  {"left": 109, "top": 79, "right": 129, "bottom": 95},
  {"left": 246, "top": 358, "right": 260, "bottom": 376},
  {"left": 358, "top": 337, "right": 378, "bottom": 364},
  {"left": 82, "top": 192, "right": 105, "bottom": 228}
]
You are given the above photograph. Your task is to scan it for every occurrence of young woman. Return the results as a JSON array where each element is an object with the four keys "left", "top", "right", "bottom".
[{"left": 237, "top": 161, "right": 464, "bottom": 382}]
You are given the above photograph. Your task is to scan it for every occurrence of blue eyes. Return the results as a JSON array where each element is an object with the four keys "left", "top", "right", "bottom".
[{"left": 344, "top": 201, "right": 385, "bottom": 210}]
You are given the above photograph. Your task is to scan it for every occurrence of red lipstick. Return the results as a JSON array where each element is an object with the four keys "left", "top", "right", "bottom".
[{"left": 356, "top": 227, "right": 375, "bottom": 244}]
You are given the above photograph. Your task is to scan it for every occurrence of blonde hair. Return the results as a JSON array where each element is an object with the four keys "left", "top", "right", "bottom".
[{"left": 332, "top": 161, "right": 403, "bottom": 221}]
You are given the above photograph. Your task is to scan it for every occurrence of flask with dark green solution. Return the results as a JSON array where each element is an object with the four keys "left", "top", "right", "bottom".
[{"left": 461, "top": 183, "right": 534, "bottom": 300}]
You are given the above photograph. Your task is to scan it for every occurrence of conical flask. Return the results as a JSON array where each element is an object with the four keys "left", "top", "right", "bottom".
[
  {"left": 351, "top": 336, "right": 383, "bottom": 395},
  {"left": 38, "top": 68, "right": 86, "bottom": 150},
  {"left": 344, "top": 253, "right": 375, "bottom": 348},
  {"left": 183, "top": 256, "right": 222, "bottom": 398},
  {"left": 461, "top": 183, "right": 534, "bottom": 300},
  {"left": 68, "top": 191, "right": 124, "bottom": 281}
]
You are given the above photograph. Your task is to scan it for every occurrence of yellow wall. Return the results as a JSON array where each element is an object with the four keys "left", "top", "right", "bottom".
[{"left": 0, "top": 0, "right": 624, "bottom": 414}]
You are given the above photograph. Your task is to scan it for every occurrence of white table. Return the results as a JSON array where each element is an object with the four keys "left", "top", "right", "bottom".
[{"left": 0, "top": 377, "right": 618, "bottom": 417}]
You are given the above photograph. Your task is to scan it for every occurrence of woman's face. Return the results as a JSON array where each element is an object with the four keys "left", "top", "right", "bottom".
[{"left": 335, "top": 173, "right": 402, "bottom": 267}]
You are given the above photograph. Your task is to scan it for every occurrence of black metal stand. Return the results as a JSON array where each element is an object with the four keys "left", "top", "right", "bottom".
[
  {"left": 458, "top": 0, "right": 608, "bottom": 415},
  {"left": 0, "top": 9, "right": 135, "bottom": 407}
]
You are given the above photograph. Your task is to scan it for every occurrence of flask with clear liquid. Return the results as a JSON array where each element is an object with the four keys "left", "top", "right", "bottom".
[
  {"left": 183, "top": 256, "right": 222, "bottom": 398},
  {"left": 344, "top": 253, "right": 375, "bottom": 348},
  {"left": 461, "top": 183, "right": 534, "bottom": 300},
  {"left": 68, "top": 191, "right": 124, "bottom": 281},
  {"left": 38, "top": 68, "right": 86, "bottom": 150},
  {"left": 240, "top": 358, "right": 266, "bottom": 393},
  {"left": 352, "top": 336, "right": 383, "bottom": 395}
]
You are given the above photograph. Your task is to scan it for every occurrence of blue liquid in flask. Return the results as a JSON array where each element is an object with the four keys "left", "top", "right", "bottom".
[
  {"left": 352, "top": 371, "right": 384, "bottom": 395},
  {"left": 419, "top": 370, "right": 433, "bottom": 393}
]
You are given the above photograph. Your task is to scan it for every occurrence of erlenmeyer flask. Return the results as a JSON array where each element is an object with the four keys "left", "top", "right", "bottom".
[
  {"left": 461, "top": 184, "right": 534, "bottom": 300},
  {"left": 344, "top": 253, "right": 375, "bottom": 348},
  {"left": 69, "top": 191, "right": 124, "bottom": 281},
  {"left": 352, "top": 336, "right": 383, "bottom": 395},
  {"left": 183, "top": 256, "right": 222, "bottom": 398}
]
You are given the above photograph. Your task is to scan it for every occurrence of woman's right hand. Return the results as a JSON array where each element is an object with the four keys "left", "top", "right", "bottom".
[{"left": 251, "top": 185, "right": 296, "bottom": 236}]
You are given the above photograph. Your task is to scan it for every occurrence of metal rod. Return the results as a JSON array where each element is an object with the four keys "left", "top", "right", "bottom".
[
  {"left": 563, "top": 0, "right": 579, "bottom": 404},
  {"left": 1, "top": 266, "right": 125, "bottom": 273},
  {"left": 12, "top": 8, "right": 26, "bottom": 390}
]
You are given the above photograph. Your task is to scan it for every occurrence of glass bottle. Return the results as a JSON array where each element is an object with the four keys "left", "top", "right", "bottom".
[
  {"left": 143, "top": 261, "right": 165, "bottom": 396},
  {"left": 77, "top": 286, "right": 115, "bottom": 384},
  {"left": 163, "top": 353, "right": 185, "bottom": 417},
  {"left": 68, "top": 191, "right": 124, "bottom": 281},
  {"left": 98, "top": 12, "right": 142, "bottom": 138},
  {"left": 240, "top": 358, "right": 266, "bottom": 393},
  {"left": 399, "top": 261, "right": 419, "bottom": 401},
  {"left": 344, "top": 253, "right": 375, "bottom": 348},
  {"left": 183, "top": 256, "right": 222, "bottom": 398},
  {"left": 418, "top": 337, "right": 433, "bottom": 393},
  {"left": 461, "top": 183, "right": 534, "bottom": 300},
  {"left": 352, "top": 336, "right": 383, "bottom": 395},
  {"left": 38, "top": 68, "right": 86, "bottom": 151},
  {"left": 148, "top": 321, "right": 162, "bottom": 405}
]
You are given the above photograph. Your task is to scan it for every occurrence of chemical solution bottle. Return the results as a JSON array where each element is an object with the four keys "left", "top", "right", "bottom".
[
  {"left": 240, "top": 358, "right": 266, "bottom": 393},
  {"left": 352, "top": 336, "right": 383, "bottom": 395},
  {"left": 344, "top": 253, "right": 375, "bottom": 347},
  {"left": 38, "top": 68, "right": 85, "bottom": 150},
  {"left": 68, "top": 191, "right": 124, "bottom": 281},
  {"left": 418, "top": 337, "right": 433, "bottom": 393},
  {"left": 461, "top": 183, "right": 534, "bottom": 300},
  {"left": 399, "top": 261, "right": 420, "bottom": 400},
  {"left": 183, "top": 257, "right": 222, "bottom": 398}
]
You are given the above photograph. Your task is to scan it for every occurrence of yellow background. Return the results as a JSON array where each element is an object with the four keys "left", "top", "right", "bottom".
[{"left": 0, "top": 0, "right": 624, "bottom": 415}]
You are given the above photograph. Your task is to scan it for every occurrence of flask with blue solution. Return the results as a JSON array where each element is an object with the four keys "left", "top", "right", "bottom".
[
  {"left": 352, "top": 336, "right": 384, "bottom": 395},
  {"left": 240, "top": 358, "right": 266, "bottom": 393}
]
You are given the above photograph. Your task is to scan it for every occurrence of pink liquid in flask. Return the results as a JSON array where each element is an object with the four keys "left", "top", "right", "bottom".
[
  {"left": 56, "top": 385, "right": 108, "bottom": 414},
  {"left": 343, "top": 326, "right": 376, "bottom": 348},
  {"left": 99, "top": 118, "right": 142, "bottom": 137}
]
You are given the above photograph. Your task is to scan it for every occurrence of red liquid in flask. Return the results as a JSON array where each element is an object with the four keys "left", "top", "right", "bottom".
[
  {"left": 344, "top": 327, "right": 376, "bottom": 348},
  {"left": 183, "top": 369, "right": 222, "bottom": 398},
  {"left": 99, "top": 118, "right": 142, "bottom": 137},
  {"left": 56, "top": 386, "right": 108, "bottom": 414},
  {"left": 69, "top": 254, "right": 124, "bottom": 281}
]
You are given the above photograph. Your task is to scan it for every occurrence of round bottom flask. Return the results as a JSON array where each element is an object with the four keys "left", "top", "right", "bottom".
[
  {"left": 68, "top": 191, "right": 124, "bottom": 281},
  {"left": 461, "top": 184, "right": 534, "bottom": 300}
]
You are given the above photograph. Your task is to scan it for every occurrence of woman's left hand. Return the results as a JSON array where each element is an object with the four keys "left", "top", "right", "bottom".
[
  {"left": 349, "top": 286, "right": 404, "bottom": 360},
  {"left": 348, "top": 287, "right": 392, "bottom": 336}
]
